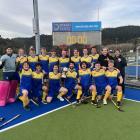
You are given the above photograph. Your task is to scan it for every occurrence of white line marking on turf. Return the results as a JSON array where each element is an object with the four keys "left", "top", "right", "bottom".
[
  {"left": 0, "top": 102, "right": 76, "bottom": 133},
  {"left": 124, "top": 98, "right": 140, "bottom": 103}
]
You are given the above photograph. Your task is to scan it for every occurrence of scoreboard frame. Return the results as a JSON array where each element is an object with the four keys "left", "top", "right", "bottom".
[{"left": 52, "top": 21, "right": 102, "bottom": 46}]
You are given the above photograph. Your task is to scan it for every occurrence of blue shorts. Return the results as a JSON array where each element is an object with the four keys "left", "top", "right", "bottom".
[
  {"left": 32, "top": 87, "right": 42, "bottom": 98},
  {"left": 81, "top": 85, "right": 91, "bottom": 96},
  {"left": 96, "top": 87, "right": 105, "bottom": 95},
  {"left": 3, "top": 72, "right": 18, "bottom": 81},
  {"left": 111, "top": 86, "right": 118, "bottom": 95},
  {"left": 66, "top": 87, "right": 76, "bottom": 97},
  {"left": 107, "top": 84, "right": 117, "bottom": 94},
  {"left": 48, "top": 86, "right": 61, "bottom": 98},
  {"left": 96, "top": 85, "right": 106, "bottom": 95}
]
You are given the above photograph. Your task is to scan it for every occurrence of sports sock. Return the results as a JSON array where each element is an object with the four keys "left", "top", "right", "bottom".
[
  {"left": 19, "top": 96, "right": 29, "bottom": 107},
  {"left": 117, "top": 91, "right": 123, "bottom": 102},
  {"left": 42, "top": 91, "right": 47, "bottom": 101},
  {"left": 76, "top": 89, "right": 82, "bottom": 100},
  {"left": 104, "top": 91, "right": 111, "bottom": 100},
  {"left": 91, "top": 91, "right": 97, "bottom": 101}
]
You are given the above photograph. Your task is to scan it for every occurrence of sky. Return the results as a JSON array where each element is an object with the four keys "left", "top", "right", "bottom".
[{"left": 0, "top": 0, "right": 140, "bottom": 38}]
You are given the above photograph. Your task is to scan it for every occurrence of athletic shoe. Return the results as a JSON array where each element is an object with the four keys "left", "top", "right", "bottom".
[
  {"left": 42, "top": 100, "right": 48, "bottom": 104},
  {"left": 91, "top": 100, "right": 97, "bottom": 106},
  {"left": 24, "top": 105, "right": 31, "bottom": 111},
  {"left": 76, "top": 99, "right": 80, "bottom": 105},
  {"left": 117, "top": 101, "right": 121, "bottom": 107},
  {"left": 0, "top": 117, "right": 4, "bottom": 122},
  {"left": 81, "top": 100, "right": 88, "bottom": 104},
  {"left": 57, "top": 96, "right": 64, "bottom": 101},
  {"left": 96, "top": 100, "right": 102, "bottom": 108},
  {"left": 103, "top": 99, "right": 107, "bottom": 105}
]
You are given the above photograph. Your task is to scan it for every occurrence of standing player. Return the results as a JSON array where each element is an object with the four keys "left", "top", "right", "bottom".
[
  {"left": 89, "top": 46, "right": 99, "bottom": 68},
  {"left": 19, "top": 62, "right": 32, "bottom": 111},
  {"left": 71, "top": 49, "right": 81, "bottom": 72},
  {"left": 48, "top": 49, "right": 59, "bottom": 72},
  {"left": 114, "top": 49, "right": 127, "bottom": 94},
  {"left": 98, "top": 47, "right": 114, "bottom": 70},
  {"left": 59, "top": 50, "right": 70, "bottom": 70},
  {"left": 64, "top": 61, "right": 77, "bottom": 99},
  {"left": 16, "top": 48, "right": 27, "bottom": 71},
  {"left": 104, "top": 60, "right": 123, "bottom": 106},
  {"left": 28, "top": 47, "right": 39, "bottom": 71},
  {"left": 16, "top": 48, "right": 28, "bottom": 83},
  {"left": 39, "top": 47, "right": 49, "bottom": 74},
  {"left": 47, "top": 65, "right": 68, "bottom": 103},
  {"left": 0, "top": 47, "right": 17, "bottom": 81},
  {"left": 80, "top": 48, "right": 92, "bottom": 69}
]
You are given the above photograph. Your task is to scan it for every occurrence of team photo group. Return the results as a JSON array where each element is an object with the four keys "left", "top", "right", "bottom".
[{"left": 0, "top": 46, "right": 127, "bottom": 111}]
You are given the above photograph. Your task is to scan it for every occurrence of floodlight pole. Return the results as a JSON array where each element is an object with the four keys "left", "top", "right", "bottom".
[
  {"left": 136, "top": 46, "right": 140, "bottom": 80},
  {"left": 33, "top": 0, "right": 40, "bottom": 54}
]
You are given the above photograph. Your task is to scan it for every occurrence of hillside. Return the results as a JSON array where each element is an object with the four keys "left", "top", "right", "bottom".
[
  {"left": 102, "top": 25, "right": 140, "bottom": 45},
  {"left": 0, "top": 25, "right": 140, "bottom": 54}
]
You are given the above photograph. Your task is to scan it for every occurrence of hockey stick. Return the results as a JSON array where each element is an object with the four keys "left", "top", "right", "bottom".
[
  {"left": 64, "top": 97, "right": 76, "bottom": 108},
  {"left": 0, "top": 114, "right": 21, "bottom": 129},
  {"left": 30, "top": 99, "right": 39, "bottom": 106},
  {"left": 80, "top": 95, "right": 91, "bottom": 104},
  {"left": 111, "top": 99, "right": 124, "bottom": 112}
]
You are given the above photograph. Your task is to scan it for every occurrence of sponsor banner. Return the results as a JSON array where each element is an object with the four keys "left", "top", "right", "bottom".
[
  {"left": 52, "top": 21, "right": 101, "bottom": 32},
  {"left": 72, "top": 22, "right": 101, "bottom": 32}
]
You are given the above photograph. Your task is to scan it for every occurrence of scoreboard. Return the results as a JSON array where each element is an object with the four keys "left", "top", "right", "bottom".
[{"left": 52, "top": 21, "right": 102, "bottom": 46}]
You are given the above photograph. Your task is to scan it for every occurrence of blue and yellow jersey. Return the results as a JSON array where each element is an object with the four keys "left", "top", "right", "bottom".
[
  {"left": 78, "top": 69, "right": 91, "bottom": 88},
  {"left": 20, "top": 69, "right": 32, "bottom": 91},
  {"left": 32, "top": 71, "right": 43, "bottom": 80},
  {"left": 105, "top": 69, "right": 121, "bottom": 87},
  {"left": 16, "top": 56, "right": 28, "bottom": 71},
  {"left": 71, "top": 56, "right": 81, "bottom": 72},
  {"left": 92, "top": 69, "right": 107, "bottom": 87},
  {"left": 59, "top": 57, "right": 70, "bottom": 69},
  {"left": 32, "top": 71, "right": 44, "bottom": 97},
  {"left": 39, "top": 55, "right": 49, "bottom": 73},
  {"left": 16, "top": 56, "right": 28, "bottom": 64},
  {"left": 49, "top": 56, "right": 59, "bottom": 72},
  {"left": 27, "top": 55, "right": 39, "bottom": 71},
  {"left": 89, "top": 54, "right": 99, "bottom": 64},
  {"left": 65, "top": 70, "right": 77, "bottom": 89},
  {"left": 49, "top": 72, "right": 61, "bottom": 89},
  {"left": 80, "top": 56, "right": 92, "bottom": 68}
]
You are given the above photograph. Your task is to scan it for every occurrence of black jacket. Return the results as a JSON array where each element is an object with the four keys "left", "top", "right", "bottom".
[
  {"left": 114, "top": 55, "right": 127, "bottom": 77},
  {"left": 98, "top": 54, "right": 114, "bottom": 68}
]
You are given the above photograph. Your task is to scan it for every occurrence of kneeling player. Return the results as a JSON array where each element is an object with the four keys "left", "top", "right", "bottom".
[
  {"left": 64, "top": 61, "right": 77, "bottom": 99},
  {"left": 91, "top": 62, "right": 111, "bottom": 106},
  {"left": 47, "top": 65, "right": 68, "bottom": 103},
  {"left": 104, "top": 60, "right": 123, "bottom": 106},
  {"left": 32, "top": 63, "right": 48, "bottom": 105},
  {"left": 76, "top": 61, "right": 94, "bottom": 104},
  {"left": 19, "top": 62, "right": 32, "bottom": 111}
]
